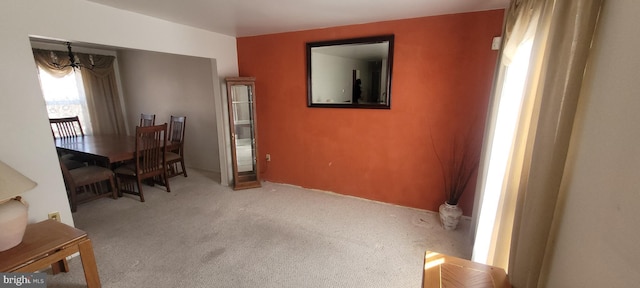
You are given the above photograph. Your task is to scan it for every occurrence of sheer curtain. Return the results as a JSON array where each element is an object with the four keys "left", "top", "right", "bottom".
[
  {"left": 36, "top": 66, "right": 93, "bottom": 135},
  {"left": 33, "top": 49, "right": 92, "bottom": 134},
  {"left": 471, "top": 0, "right": 603, "bottom": 287},
  {"left": 33, "top": 48, "right": 126, "bottom": 135}
]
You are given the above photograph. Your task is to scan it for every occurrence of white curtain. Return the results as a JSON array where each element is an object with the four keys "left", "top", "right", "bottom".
[
  {"left": 471, "top": 0, "right": 604, "bottom": 287},
  {"left": 36, "top": 66, "right": 93, "bottom": 135}
]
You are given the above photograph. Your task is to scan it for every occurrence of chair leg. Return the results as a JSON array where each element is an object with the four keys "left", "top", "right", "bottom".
[
  {"left": 70, "top": 188, "right": 77, "bottom": 213},
  {"left": 109, "top": 176, "right": 117, "bottom": 200},
  {"left": 115, "top": 177, "right": 123, "bottom": 197},
  {"left": 180, "top": 159, "right": 187, "bottom": 177},
  {"left": 136, "top": 177, "right": 145, "bottom": 202},
  {"left": 163, "top": 168, "right": 171, "bottom": 193}
]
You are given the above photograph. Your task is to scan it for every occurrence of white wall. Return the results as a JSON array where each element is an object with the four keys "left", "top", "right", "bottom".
[
  {"left": 118, "top": 50, "right": 220, "bottom": 175},
  {"left": 0, "top": 0, "right": 237, "bottom": 227},
  {"left": 543, "top": 0, "right": 640, "bottom": 286}
]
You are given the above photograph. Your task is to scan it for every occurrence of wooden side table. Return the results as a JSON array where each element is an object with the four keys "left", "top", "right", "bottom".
[
  {"left": 0, "top": 219, "right": 101, "bottom": 288},
  {"left": 422, "top": 251, "right": 511, "bottom": 288}
]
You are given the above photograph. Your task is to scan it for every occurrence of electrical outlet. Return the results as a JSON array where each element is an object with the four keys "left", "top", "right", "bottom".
[
  {"left": 266, "top": 154, "right": 271, "bottom": 162},
  {"left": 491, "top": 36, "right": 502, "bottom": 50},
  {"left": 48, "top": 211, "right": 61, "bottom": 222}
]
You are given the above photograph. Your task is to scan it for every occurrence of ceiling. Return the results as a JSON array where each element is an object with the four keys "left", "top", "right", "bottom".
[{"left": 84, "top": 0, "right": 509, "bottom": 37}]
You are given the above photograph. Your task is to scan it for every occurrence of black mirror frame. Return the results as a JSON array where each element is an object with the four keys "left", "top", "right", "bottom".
[{"left": 306, "top": 35, "right": 394, "bottom": 109}]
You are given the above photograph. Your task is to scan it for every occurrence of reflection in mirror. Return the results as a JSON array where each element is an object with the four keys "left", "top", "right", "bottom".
[{"left": 307, "top": 35, "right": 394, "bottom": 109}]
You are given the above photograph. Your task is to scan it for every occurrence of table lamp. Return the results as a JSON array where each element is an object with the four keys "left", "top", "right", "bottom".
[{"left": 0, "top": 160, "right": 37, "bottom": 252}]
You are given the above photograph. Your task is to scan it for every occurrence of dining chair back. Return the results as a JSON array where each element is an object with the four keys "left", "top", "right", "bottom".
[
  {"left": 166, "top": 116, "right": 187, "bottom": 177},
  {"left": 51, "top": 116, "right": 90, "bottom": 165},
  {"left": 59, "top": 159, "right": 117, "bottom": 212},
  {"left": 115, "top": 124, "right": 171, "bottom": 202},
  {"left": 50, "top": 116, "right": 84, "bottom": 138},
  {"left": 139, "top": 113, "right": 156, "bottom": 127}
]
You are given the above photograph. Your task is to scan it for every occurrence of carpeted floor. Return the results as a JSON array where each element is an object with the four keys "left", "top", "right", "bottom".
[{"left": 46, "top": 168, "right": 472, "bottom": 288}]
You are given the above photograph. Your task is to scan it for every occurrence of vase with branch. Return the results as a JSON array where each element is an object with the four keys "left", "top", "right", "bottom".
[{"left": 431, "top": 131, "right": 480, "bottom": 230}]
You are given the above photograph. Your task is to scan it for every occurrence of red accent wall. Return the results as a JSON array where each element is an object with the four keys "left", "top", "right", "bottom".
[{"left": 237, "top": 10, "right": 504, "bottom": 215}]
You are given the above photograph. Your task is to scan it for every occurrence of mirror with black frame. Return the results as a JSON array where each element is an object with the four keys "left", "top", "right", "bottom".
[{"left": 306, "top": 35, "right": 394, "bottom": 109}]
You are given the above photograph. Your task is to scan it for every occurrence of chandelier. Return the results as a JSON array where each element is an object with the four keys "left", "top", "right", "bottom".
[{"left": 50, "top": 42, "right": 95, "bottom": 70}]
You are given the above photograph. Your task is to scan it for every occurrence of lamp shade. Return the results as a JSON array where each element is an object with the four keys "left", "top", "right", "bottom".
[{"left": 0, "top": 160, "right": 37, "bottom": 201}]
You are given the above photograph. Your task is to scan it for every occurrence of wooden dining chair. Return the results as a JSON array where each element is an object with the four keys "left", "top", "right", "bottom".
[
  {"left": 59, "top": 159, "right": 117, "bottom": 212},
  {"left": 115, "top": 124, "right": 171, "bottom": 202},
  {"left": 166, "top": 115, "right": 187, "bottom": 177},
  {"left": 139, "top": 113, "right": 156, "bottom": 127},
  {"left": 49, "top": 116, "right": 84, "bottom": 138},
  {"left": 50, "top": 116, "right": 89, "bottom": 167}
]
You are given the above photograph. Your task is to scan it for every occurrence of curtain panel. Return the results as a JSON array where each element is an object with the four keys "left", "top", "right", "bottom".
[
  {"left": 78, "top": 54, "right": 127, "bottom": 136},
  {"left": 472, "top": 0, "right": 604, "bottom": 287},
  {"left": 509, "top": 2, "right": 603, "bottom": 287}
]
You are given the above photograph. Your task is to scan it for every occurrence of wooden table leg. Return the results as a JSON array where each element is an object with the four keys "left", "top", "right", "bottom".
[
  {"left": 51, "top": 258, "right": 70, "bottom": 274},
  {"left": 78, "top": 238, "right": 101, "bottom": 288}
]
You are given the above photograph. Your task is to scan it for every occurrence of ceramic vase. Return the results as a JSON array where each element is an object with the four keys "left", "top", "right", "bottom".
[
  {"left": 439, "top": 202, "right": 462, "bottom": 230},
  {"left": 0, "top": 198, "right": 28, "bottom": 251}
]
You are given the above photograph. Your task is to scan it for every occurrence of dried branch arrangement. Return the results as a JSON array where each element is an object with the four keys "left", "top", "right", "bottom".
[{"left": 431, "top": 131, "right": 480, "bottom": 205}]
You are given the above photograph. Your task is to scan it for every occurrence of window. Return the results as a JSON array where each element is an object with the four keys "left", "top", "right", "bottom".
[
  {"left": 37, "top": 67, "right": 92, "bottom": 135},
  {"left": 472, "top": 38, "right": 534, "bottom": 267}
]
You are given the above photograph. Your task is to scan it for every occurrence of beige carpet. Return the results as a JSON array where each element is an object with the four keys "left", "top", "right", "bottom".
[{"left": 47, "top": 168, "right": 472, "bottom": 288}]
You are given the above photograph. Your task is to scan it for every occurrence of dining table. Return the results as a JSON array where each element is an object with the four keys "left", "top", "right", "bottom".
[{"left": 55, "top": 135, "right": 136, "bottom": 165}]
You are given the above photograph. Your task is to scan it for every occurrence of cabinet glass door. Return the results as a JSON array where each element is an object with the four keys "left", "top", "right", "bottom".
[
  {"left": 226, "top": 77, "right": 260, "bottom": 190},
  {"left": 230, "top": 85, "right": 256, "bottom": 172}
]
